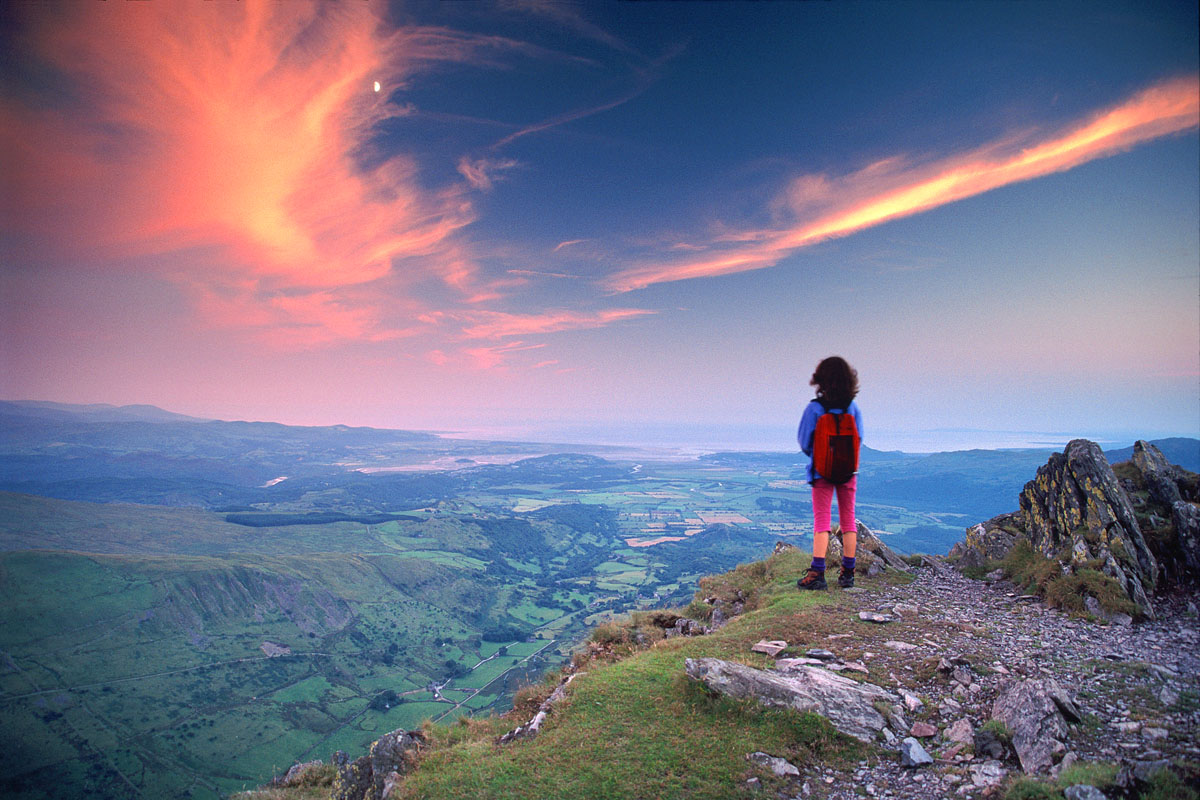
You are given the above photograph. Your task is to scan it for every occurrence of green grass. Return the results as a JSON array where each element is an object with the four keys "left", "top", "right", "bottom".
[
  {"left": 386, "top": 549, "right": 869, "bottom": 800},
  {"left": 1001, "top": 539, "right": 1141, "bottom": 618},
  {"left": 1003, "top": 759, "right": 1199, "bottom": 800}
]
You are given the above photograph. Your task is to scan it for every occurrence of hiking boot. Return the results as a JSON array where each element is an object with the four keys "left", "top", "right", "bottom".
[
  {"left": 838, "top": 567, "right": 855, "bottom": 589},
  {"left": 797, "top": 569, "right": 827, "bottom": 591}
]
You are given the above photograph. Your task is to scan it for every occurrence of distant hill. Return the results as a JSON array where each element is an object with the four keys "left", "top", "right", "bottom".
[{"left": 0, "top": 400, "right": 209, "bottom": 423}]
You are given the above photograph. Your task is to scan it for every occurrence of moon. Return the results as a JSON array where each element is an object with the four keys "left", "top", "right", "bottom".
[{"left": 373, "top": 81, "right": 381, "bottom": 93}]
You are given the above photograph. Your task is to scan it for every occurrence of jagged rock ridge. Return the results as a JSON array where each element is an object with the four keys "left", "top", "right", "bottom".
[{"left": 950, "top": 439, "right": 1200, "bottom": 616}]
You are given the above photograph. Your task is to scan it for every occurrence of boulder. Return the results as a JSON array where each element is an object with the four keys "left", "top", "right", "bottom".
[
  {"left": 899, "top": 737, "right": 933, "bottom": 768},
  {"left": 1019, "top": 439, "right": 1157, "bottom": 617},
  {"left": 991, "top": 679, "right": 1080, "bottom": 774},
  {"left": 945, "top": 718, "right": 974, "bottom": 745},
  {"left": 685, "top": 658, "right": 900, "bottom": 743},
  {"left": 332, "top": 729, "right": 425, "bottom": 800},
  {"left": 909, "top": 722, "right": 937, "bottom": 738}
]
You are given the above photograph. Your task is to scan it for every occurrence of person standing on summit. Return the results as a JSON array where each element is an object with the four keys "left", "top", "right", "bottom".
[{"left": 796, "top": 356, "right": 863, "bottom": 591}]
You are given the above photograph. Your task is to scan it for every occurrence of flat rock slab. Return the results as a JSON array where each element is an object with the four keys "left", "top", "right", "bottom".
[
  {"left": 776, "top": 657, "right": 827, "bottom": 670},
  {"left": 826, "top": 661, "right": 869, "bottom": 674},
  {"left": 685, "top": 658, "right": 899, "bottom": 743},
  {"left": 969, "top": 761, "right": 1008, "bottom": 788},
  {"left": 910, "top": 722, "right": 938, "bottom": 738},
  {"left": 751, "top": 640, "right": 789, "bottom": 657},
  {"left": 858, "top": 611, "right": 895, "bottom": 623},
  {"left": 884, "top": 641, "right": 918, "bottom": 651}
]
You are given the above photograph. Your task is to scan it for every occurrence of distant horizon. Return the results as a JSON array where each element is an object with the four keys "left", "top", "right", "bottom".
[{"left": 4, "top": 397, "right": 1193, "bottom": 456}]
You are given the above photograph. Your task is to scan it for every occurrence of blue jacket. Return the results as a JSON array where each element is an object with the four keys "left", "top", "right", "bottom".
[{"left": 797, "top": 399, "right": 863, "bottom": 483}]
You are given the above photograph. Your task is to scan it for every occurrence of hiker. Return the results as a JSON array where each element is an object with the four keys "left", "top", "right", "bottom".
[{"left": 796, "top": 356, "right": 862, "bottom": 591}]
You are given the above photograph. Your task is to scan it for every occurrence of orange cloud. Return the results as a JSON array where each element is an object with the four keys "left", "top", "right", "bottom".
[
  {"left": 0, "top": 2, "right": 520, "bottom": 343},
  {"left": 605, "top": 76, "right": 1200, "bottom": 292}
]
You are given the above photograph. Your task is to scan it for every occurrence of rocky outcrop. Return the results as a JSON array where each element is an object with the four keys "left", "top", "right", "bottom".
[
  {"left": 1019, "top": 439, "right": 1158, "bottom": 615},
  {"left": 498, "top": 672, "right": 582, "bottom": 744},
  {"left": 823, "top": 522, "right": 912, "bottom": 573},
  {"left": 991, "top": 678, "right": 1082, "bottom": 774},
  {"left": 272, "top": 760, "right": 325, "bottom": 787},
  {"left": 333, "top": 729, "right": 425, "bottom": 800},
  {"left": 1132, "top": 440, "right": 1184, "bottom": 508},
  {"left": 947, "top": 512, "right": 1023, "bottom": 569},
  {"left": 951, "top": 440, "right": 1200, "bottom": 610},
  {"left": 684, "top": 657, "right": 902, "bottom": 743}
]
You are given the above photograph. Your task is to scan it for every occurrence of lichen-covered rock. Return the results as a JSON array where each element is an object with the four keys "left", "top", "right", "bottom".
[
  {"left": 1172, "top": 500, "right": 1200, "bottom": 574},
  {"left": 1132, "top": 440, "right": 1183, "bottom": 508},
  {"left": 685, "top": 657, "right": 900, "bottom": 743},
  {"left": 332, "top": 729, "right": 425, "bottom": 800},
  {"left": 948, "top": 512, "right": 1023, "bottom": 569},
  {"left": 1019, "top": 439, "right": 1157, "bottom": 616}
]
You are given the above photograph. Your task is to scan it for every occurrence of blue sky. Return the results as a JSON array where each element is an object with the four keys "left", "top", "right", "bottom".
[{"left": 1, "top": 0, "right": 1197, "bottom": 451}]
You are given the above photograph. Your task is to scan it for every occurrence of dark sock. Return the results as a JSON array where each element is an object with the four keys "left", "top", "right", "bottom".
[
  {"left": 810, "top": 557, "right": 826, "bottom": 572},
  {"left": 842, "top": 556, "right": 855, "bottom": 571}
]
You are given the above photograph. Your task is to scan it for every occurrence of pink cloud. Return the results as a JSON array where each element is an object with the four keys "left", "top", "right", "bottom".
[
  {"left": 0, "top": 3, "right": 530, "bottom": 345},
  {"left": 604, "top": 76, "right": 1200, "bottom": 292},
  {"left": 462, "top": 341, "right": 546, "bottom": 370},
  {"left": 458, "top": 308, "right": 655, "bottom": 340}
]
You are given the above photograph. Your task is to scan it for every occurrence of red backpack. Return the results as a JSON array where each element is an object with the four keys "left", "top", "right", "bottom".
[{"left": 812, "top": 403, "right": 860, "bottom": 484}]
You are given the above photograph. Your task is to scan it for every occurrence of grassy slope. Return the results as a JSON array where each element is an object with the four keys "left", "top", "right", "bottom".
[{"left": 246, "top": 549, "right": 891, "bottom": 800}]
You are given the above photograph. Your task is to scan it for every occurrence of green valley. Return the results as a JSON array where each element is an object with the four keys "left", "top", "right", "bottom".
[{"left": 2, "top": 403, "right": 1194, "bottom": 798}]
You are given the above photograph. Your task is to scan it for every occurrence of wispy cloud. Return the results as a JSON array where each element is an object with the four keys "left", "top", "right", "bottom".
[
  {"left": 457, "top": 156, "right": 519, "bottom": 190},
  {"left": 491, "top": 85, "right": 650, "bottom": 149},
  {"left": 459, "top": 308, "right": 654, "bottom": 340},
  {"left": 462, "top": 340, "right": 546, "bottom": 370},
  {"left": 507, "top": 269, "right": 579, "bottom": 279},
  {"left": 604, "top": 76, "right": 1200, "bottom": 292}
]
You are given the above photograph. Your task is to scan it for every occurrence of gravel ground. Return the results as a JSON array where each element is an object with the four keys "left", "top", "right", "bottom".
[{"left": 781, "top": 562, "right": 1199, "bottom": 800}]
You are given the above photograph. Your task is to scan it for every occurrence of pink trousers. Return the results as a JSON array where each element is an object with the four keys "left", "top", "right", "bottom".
[{"left": 812, "top": 476, "right": 857, "bottom": 534}]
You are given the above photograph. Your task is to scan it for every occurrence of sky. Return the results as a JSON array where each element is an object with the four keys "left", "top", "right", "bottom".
[{"left": 1, "top": 0, "right": 1197, "bottom": 452}]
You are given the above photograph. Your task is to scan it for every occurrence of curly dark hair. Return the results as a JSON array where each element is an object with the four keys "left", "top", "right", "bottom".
[{"left": 810, "top": 356, "right": 859, "bottom": 409}]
